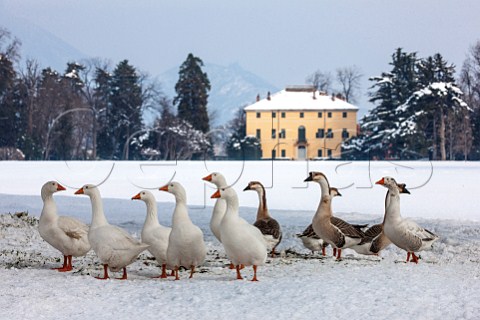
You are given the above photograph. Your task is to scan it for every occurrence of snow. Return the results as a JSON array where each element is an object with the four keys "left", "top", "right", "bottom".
[
  {"left": 243, "top": 88, "right": 359, "bottom": 111},
  {"left": 1, "top": 161, "right": 480, "bottom": 319}
]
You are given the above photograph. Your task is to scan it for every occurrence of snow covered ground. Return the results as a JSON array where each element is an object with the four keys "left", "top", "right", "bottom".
[{"left": 1, "top": 161, "right": 479, "bottom": 319}]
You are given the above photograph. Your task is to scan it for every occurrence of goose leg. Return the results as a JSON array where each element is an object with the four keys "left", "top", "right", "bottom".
[
  {"left": 67, "top": 255, "right": 73, "bottom": 271},
  {"left": 115, "top": 267, "right": 127, "bottom": 280},
  {"left": 410, "top": 252, "right": 419, "bottom": 264},
  {"left": 174, "top": 266, "right": 180, "bottom": 280},
  {"left": 251, "top": 265, "right": 259, "bottom": 282},
  {"left": 189, "top": 266, "right": 195, "bottom": 279},
  {"left": 53, "top": 255, "right": 69, "bottom": 272},
  {"left": 236, "top": 265, "right": 243, "bottom": 280},
  {"left": 336, "top": 248, "right": 342, "bottom": 261},
  {"left": 229, "top": 262, "right": 235, "bottom": 269},
  {"left": 95, "top": 264, "right": 110, "bottom": 280},
  {"left": 406, "top": 252, "right": 411, "bottom": 262},
  {"left": 321, "top": 247, "right": 326, "bottom": 256},
  {"left": 170, "top": 269, "right": 175, "bottom": 277},
  {"left": 333, "top": 248, "right": 337, "bottom": 257},
  {"left": 160, "top": 264, "right": 168, "bottom": 278}
]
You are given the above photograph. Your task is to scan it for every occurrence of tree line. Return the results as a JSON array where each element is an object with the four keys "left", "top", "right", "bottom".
[
  {"left": 1, "top": 25, "right": 480, "bottom": 161},
  {"left": 342, "top": 47, "right": 479, "bottom": 160}
]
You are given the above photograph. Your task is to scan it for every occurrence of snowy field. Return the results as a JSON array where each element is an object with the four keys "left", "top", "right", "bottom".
[{"left": 1, "top": 161, "right": 480, "bottom": 319}]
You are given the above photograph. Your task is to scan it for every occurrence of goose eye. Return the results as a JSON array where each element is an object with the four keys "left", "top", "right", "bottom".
[
  {"left": 85, "top": 186, "right": 89, "bottom": 189},
  {"left": 170, "top": 184, "right": 174, "bottom": 187},
  {"left": 142, "top": 192, "right": 145, "bottom": 195}
]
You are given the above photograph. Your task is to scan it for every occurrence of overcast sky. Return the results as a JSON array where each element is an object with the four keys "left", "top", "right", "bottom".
[{"left": 2, "top": 0, "right": 480, "bottom": 110}]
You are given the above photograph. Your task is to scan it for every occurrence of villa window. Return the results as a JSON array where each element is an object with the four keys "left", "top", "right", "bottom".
[
  {"left": 256, "top": 129, "right": 261, "bottom": 139},
  {"left": 316, "top": 129, "right": 325, "bottom": 139},
  {"left": 326, "top": 128, "right": 333, "bottom": 138},
  {"left": 256, "top": 112, "right": 261, "bottom": 118},
  {"left": 342, "top": 128, "right": 349, "bottom": 139}
]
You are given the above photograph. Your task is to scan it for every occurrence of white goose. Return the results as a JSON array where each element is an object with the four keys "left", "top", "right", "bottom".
[
  {"left": 376, "top": 177, "right": 439, "bottom": 263},
  {"left": 305, "top": 172, "right": 365, "bottom": 260},
  {"left": 202, "top": 172, "right": 228, "bottom": 243},
  {"left": 132, "top": 190, "right": 172, "bottom": 278},
  {"left": 243, "top": 181, "right": 282, "bottom": 256},
  {"left": 160, "top": 182, "right": 206, "bottom": 280},
  {"left": 39, "top": 181, "right": 90, "bottom": 272},
  {"left": 351, "top": 183, "right": 410, "bottom": 256},
  {"left": 212, "top": 187, "right": 267, "bottom": 281},
  {"left": 75, "top": 184, "right": 149, "bottom": 279}
]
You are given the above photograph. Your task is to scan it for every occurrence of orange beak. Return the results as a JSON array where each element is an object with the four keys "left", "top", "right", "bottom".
[
  {"left": 159, "top": 185, "right": 169, "bottom": 192},
  {"left": 74, "top": 187, "right": 84, "bottom": 195},
  {"left": 57, "top": 184, "right": 66, "bottom": 191},
  {"left": 375, "top": 178, "right": 385, "bottom": 185},
  {"left": 131, "top": 193, "right": 141, "bottom": 200},
  {"left": 202, "top": 174, "right": 212, "bottom": 182},
  {"left": 211, "top": 190, "right": 221, "bottom": 199}
]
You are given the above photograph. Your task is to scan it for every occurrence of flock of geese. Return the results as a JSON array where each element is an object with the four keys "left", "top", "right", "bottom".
[{"left": 38, "top": 171, "right": 439, "bottom": 281}]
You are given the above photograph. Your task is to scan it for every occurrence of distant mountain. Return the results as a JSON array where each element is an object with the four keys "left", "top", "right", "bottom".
[
  {"left": 0, "top": 11, "right": 88, "bottom": 71},
  {"left": 1, "top": 10, "right": 278, "bottom": 127},
  {"left": 157, "top": 63, "right": 279, "bottom": 126}
]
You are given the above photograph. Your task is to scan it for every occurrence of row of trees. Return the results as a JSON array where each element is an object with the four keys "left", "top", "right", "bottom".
[
  {"left": 0, "top": 27, "right": 218, "bottom": 160},
  {"left": 342, "top": 47, "right": 479, "bottom": 160}
]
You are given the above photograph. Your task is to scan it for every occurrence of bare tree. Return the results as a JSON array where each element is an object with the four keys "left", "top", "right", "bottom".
[
  {"left": 336, "top": 65, "right": 363, "bottom": 103},
  {"left": 306, "top": 70, "right": 332, "bottom": 93},
  {"left": 0, "top": 27, "right": 21, "bottom": 62}
]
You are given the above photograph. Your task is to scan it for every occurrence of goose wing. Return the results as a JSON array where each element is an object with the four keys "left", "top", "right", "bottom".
[
  {"left": 58, "top": 216, "right": 89, "bottom": 240},
  {"left": 296, "top": 224, "right": 320, "bottom": 239},
  {"left": 254, "top": 217, "right": 282, "bottom": 239},
  {"left": 330, "top": 216, "right": 365, "bottom": 239}
]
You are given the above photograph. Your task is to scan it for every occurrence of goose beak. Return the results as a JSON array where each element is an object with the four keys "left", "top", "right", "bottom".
[
  {"left": 242, "top": 185, "right": 250, "bottom": 191},
  {"left": 57, "top": 184, "right": 66, "bottom": 191},
  {"left": 74, "top": 188, "right": 84, "bottom": 195},
  {"left": 304, "top": 175, "right": 313, "bottom": 182},
  {"left": 159, "top": 185, "right": 169, "bottom": 192},
  {"left": 202, "top": 174, "right": 212, "bottom": 182},
  {"left": 375, "top": 178, "right": 385, "bottom": 185},
  {"left": 211, "top": 190, "right": 221, "bottom": 199},
  {"left": 337, "top": 191, "right": 342, "bottom": 197},
  {"left": 403, "top": 187, "right": 411, "bottom": 194},
  {"left": 131, "top": 193, "right": 141, "bottom": 200}
]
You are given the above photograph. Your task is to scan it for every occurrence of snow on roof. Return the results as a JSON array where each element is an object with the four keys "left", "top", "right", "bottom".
[{"left": 244, "top": 87, "right": 359, "bottom": 111}]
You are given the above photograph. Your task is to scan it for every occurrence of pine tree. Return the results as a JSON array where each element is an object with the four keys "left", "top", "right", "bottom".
[
  {"left": 226, "top": 108, "right": 261, "bottom": 160},
  {"left": 174, "top": 53, "right": 211, "bottom": 133},
  {"left": 101, "top": 60, "right": 144, "bottom": 160},
  {"left": 343, "top": 49, "right": 418, "bottom": 159},
  {"left": 398, "top": 54, "right": 471, "bottom": 160}
]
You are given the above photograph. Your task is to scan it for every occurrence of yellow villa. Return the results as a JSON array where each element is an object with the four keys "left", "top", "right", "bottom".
[{"left": 244, "top": 86, "right": 358, "bottom": 160}]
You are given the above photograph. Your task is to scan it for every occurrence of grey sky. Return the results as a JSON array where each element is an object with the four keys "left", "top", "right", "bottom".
[{"left": 2, "top": 0, "right": 480, "bottom": 111}]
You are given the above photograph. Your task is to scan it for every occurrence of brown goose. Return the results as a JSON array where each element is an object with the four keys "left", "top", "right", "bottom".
[
  {"left": 243, "top": 181, "right": 282, "bottom": 257},
  {"left": 297, "top": 188, "right": 367, "bottom": 256},
  {"left": 304, "top": 172, "right": 365, "bottom": 260},
  {"left": 376, "top": 176, "right": 439, "bottom": 263},
  {"left": 351, "top": 183, "right": 410, "bottom": 256}
]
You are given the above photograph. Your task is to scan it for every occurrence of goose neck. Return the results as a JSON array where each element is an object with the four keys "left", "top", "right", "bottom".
[
  {"left": 89, "top": 192, "right": 109, "bottom": 227},
  {"left": 144, "top": 199, "right": 159, "bottom": 226},
  {"left": 40, "top": 194, "right": 57, "bottom": 220},
  {"left": 384, "top": 189, "right": 402, "bottom": 223},
  {"left": 255, "top": 188, "right": 269, "bottom": 220}
]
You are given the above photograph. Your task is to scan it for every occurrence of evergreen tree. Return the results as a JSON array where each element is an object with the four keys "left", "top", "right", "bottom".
[
  {"left": 174, "top": 53, "right": 211, "bottom": 133},
  {"left": 226, "top": 108, "right": 261, "bottom": 160},
  {"left": 343, "top": 48, "right": 418, "bottom": 159},
  {"left": 397, "top": 54, "right": 471, "bottom": 160},
  {"left": 101, "top": 60, "right": 144, "bottom": 160},
  {"left": 0, "top": 53, "right": 18, "bottom": 147},
  {"left": 94, "top": 67, "right": 113, "bottom": 159}
]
